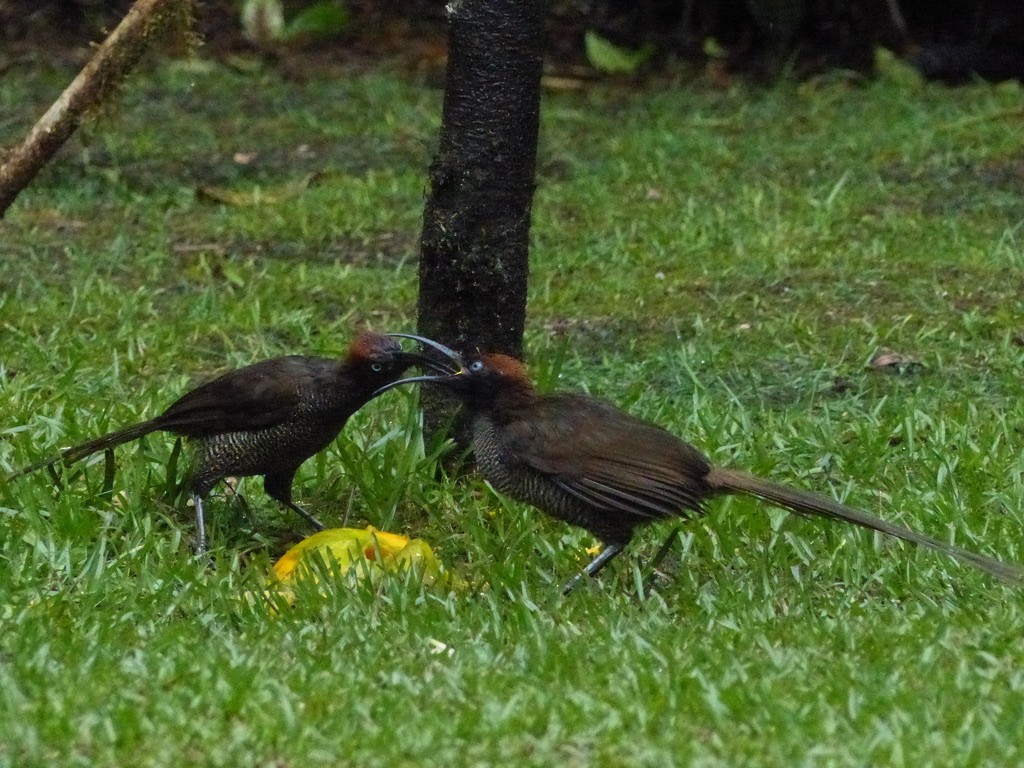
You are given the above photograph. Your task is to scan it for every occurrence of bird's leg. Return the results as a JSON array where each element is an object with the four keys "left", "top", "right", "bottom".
[
  {"left": 282, "top": 500, "right": 325, "bottom": 532},
  {"left": 562, "top": 543, "right": 626, "bottom": 595},
  {"left": 264, "top": 471, "right": 324, "bottom": 532},
  {"left": 192, "top": 492, "right": 207, "bottom": 554},
  {"left": 640, "top": 527, "right": 682, "bottom": 594},
  {"left": 648, "top": 526, "right": 681, "bottom": 573}
]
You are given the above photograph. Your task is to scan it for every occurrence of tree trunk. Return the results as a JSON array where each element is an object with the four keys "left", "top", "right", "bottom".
[{"left": 417, "top": 0, "right": 546, "bottom": 436}]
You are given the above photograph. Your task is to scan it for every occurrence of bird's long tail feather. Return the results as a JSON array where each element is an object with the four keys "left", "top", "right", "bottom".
[
  {"left": 5, "top": 419, "right": 164, "bottom": 481},
  {"left": 706, "top": 466, "right": 1023, "bottom": 585}
]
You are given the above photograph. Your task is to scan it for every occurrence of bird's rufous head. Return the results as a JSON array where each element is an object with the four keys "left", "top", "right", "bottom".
[
  {"left": 370, "top": 335, "right": 535, "bottom": 405},
  {"left": 430, "top": 352, "right": 535, "bottom": 411},
  {"left": 344, "top": 331, "right": 440, "bottom": 390},
  {"left": 463, "top": 353, "right": 533, "bottom": 390},
  {"left": 346, "top": 331, "right": 402, "bottom": 365}
]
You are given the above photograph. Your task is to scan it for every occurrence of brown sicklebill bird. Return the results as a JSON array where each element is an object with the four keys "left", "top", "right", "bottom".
[
  {"left": 380, "top": 335, "right": 1023, "bottom": 593},
  {"left": 6, "top": 331, "right": 442, "bottom": 552}
]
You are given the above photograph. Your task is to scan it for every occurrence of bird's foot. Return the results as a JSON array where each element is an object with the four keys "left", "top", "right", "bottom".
[
  {"left": 285, "top": 501, "right": 325, "bottom": 532},
  {"left": 562, "top": 542, "right": 626, "bottom": 595},
  {"left": 192, "top": 493, "right": 208, "bottom": 555}
]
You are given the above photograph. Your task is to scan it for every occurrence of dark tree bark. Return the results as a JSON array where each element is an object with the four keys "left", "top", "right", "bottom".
[{"left": 417, "top": 0, "right": 546, "bottom": 434}]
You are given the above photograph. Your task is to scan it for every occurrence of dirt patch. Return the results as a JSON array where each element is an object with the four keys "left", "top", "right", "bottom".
[
  {"left": 172, "top": 230, "right": 417, "bottom": 268},
  {"left": 880, "top": 156, "right": 1024, "bottom": 215}
]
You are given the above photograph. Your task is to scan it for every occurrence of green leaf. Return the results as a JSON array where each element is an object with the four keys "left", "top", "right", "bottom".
[
  {"left": 702, "top": 37, "right": 726, "bottom": 59},
  {"left": 874, "top": 47, "right": 924, "bottom": 90},
  {"left": 283, "top": 2, "right": 349, "bottom": 43},
  {"left": 584, "top": 31, "right": 653, "bottom": 74}
]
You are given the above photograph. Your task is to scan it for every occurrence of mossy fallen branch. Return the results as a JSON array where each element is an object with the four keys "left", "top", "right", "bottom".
[{"left": 0, "top": 0, "right": 196, "bottom": 218}]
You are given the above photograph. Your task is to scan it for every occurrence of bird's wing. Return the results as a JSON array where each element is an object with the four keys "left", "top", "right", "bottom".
[
  {"left": 157, "top": 357, "right": 320, "bottom": 435},
  {"left": 501, "top": 394, "right": 712, "bottom": 520}
]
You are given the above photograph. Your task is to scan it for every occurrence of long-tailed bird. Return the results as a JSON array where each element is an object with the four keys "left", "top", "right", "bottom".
[
  {"left": 379, "top": 335, "right": 1023, "bottom": 592},
  {"left": 7, "top": 331, "right": 438, "bottom": 551}
]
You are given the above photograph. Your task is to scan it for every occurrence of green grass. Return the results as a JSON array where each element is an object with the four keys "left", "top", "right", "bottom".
[{"left": 2, "top": 56, "right": 1024, "bottom": 767}]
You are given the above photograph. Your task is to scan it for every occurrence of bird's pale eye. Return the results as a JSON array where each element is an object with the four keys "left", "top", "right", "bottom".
[
  {"left": 470, "top": 361, "right": 485, "bottom": 373},
  {"left": 371, "top": 363, "right": 383, "bottom": 373}
]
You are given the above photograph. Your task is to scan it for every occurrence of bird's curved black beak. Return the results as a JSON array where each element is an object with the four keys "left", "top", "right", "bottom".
[
  {"left": 373, "top": 333, "right": 468, "bottom": 397},
  {"left": 394, "top": 351, "right": 448, "bottom": 372}
]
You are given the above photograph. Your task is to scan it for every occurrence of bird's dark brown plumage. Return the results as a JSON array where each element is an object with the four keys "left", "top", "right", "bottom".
[
  {"left": 384, "top": 343, "right": 1023, "bottom": 591},
  {"left": 7, "top": 331, "right": 423, "bottom": 551}
]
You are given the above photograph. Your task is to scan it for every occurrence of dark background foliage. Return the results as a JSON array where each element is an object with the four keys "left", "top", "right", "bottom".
[{"left": 3, "top": 0, "right": 1023, "bottom": 81}]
